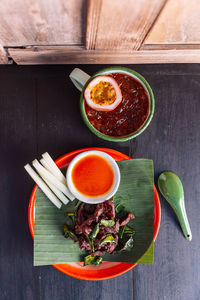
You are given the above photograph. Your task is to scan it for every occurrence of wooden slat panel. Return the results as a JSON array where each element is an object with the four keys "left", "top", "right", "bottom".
[
  {"left": 0, "top": 0, "right": 84, "bottom": 46},
  {"left": 142, "top": 44, "right": 200, "bottom": 50},
  {"left": 0, "top": 45, "right": 8, "bottom": 64},
  {"left": 86, "top": 0, "right": 102, "bottom": 50},
  {"left": 8, "top": 46, "right": 200, "bottom": 64},
  {"left": 86, "top": 0, "right": 167, "bottom": 50},
  {"left": 145, "top": 0, "right": 200, "bottom": 45}
]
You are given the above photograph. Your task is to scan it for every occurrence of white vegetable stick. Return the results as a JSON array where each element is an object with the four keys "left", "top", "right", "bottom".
[
  {"left": 43, "top": 177, "right": 69, "bottom": 205},
  {"left": 40, "top": 158, "right": 57, "bottom": 177},
  {"left": 32, "top": 159, "right": 74, "bottom": 201},
  {"left": 41, "top": 153, "right": 75, "bottom": 201},
  {"left": 24, "top": 164, "right": 62, "bottom": 209},
  {"left": 42, "top": 152, "right": 66, "bottom": 183}
]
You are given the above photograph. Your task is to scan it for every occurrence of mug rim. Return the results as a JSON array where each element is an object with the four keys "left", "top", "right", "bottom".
[{"left": 80, "top": 66, "right": 155, "bottom": 142}]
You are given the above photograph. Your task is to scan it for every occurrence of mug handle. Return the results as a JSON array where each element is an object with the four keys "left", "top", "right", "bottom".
[{"left": 69, "top": 68, "right": 91, "bottom": 92}]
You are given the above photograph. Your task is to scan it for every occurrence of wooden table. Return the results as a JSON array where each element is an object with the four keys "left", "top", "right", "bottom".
[{"left": 0, "top": 64, "right": 199, "bottom": 300}]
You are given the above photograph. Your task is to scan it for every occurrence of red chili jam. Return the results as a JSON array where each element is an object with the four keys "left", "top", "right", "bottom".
[{"left": 85, "top": 73, "right": 150, "bottom": 137}]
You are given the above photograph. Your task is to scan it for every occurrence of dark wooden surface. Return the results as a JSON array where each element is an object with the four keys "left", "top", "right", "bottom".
[{"left": 0, "top": 64, "right": 199, "bottom": 300}]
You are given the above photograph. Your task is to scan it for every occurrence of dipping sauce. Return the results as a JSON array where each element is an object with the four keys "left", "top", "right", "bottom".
[
  {"left": 85, "top": 73, "right": 150, "bottom": 137},
  {"left": 71, "top": 154, "right": 114, "bottom": 197}
]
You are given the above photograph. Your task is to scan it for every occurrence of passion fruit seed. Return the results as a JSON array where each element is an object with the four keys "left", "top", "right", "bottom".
[
  {"left": 84, "top": 75, "right": 122, "bottom": 111},
  {"left": 89, "top": 81, "right": 116, "bottom": 106}
]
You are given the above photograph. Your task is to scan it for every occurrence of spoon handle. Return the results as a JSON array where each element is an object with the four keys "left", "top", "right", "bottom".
[{"left": 170, "top": 198, "right": 192, "bottom": 241}]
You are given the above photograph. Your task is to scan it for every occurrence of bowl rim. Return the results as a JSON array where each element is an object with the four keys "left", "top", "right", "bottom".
[
  {"left": 66, "top": 150, "right": 120, "bottom": 203},
  {"left": 80, "top": 66, "right": 155, "bottom": 142}
]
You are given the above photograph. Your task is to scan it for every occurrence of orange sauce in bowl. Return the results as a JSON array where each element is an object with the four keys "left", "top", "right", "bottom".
[{"left": 72, "top": 154, "right": 114, "bottom": 197}]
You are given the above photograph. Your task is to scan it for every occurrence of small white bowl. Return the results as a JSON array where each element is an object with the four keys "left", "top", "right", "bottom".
[{"left": 66, "top": 150, "right": 120, "bottom": 204}]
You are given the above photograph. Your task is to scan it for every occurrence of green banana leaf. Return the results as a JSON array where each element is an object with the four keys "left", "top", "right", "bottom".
[{"left": 34, "top": 159, "right": 154, "bottom": 266}]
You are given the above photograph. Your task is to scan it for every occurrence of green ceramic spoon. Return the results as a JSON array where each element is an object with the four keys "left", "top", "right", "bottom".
[{"left": 158, "top": 171, "right": 192, "bottom": 241}]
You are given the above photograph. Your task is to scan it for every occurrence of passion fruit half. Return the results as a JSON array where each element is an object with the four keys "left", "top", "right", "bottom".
[{"left": 84, "top": 75, "right": 122, "bottom": 111}]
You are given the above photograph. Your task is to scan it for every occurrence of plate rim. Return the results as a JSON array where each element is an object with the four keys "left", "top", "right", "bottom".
[{"left": 28, "top": 147, "right": 161, "bottom": 280}]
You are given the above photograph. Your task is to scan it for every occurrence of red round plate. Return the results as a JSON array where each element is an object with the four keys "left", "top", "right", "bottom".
[{"left": 28, "top": 147, "right": 161, "bottom": 280}]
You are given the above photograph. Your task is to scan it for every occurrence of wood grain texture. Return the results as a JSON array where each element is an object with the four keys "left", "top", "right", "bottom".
[
  {"left": 0, "top": 65, "right": 132, "bottom": 300},
  {"left": 39, "top": 269, "right": 133, "bottom": 300},
  {"left": 0, "top": 67, "right": 40, "bottom": 300},
  {"left": 131, "top": 64, "right": 200, "bottom": 300},
  {"left": 8, "top": 46, "right": 200, "bottom": 64},
  {"left": 0, "top": 0, "right": 85, "bottom": 46},
  {"left": 1, "top": 64, "right": 200, "bottom": 300},
  {"left": 0, "top": 45, "right": 8, "bottom": 64},
  {"left": 145, "top": 0, "right": 200, "bottom": 45},
  {"left": 142, "top": 44, "right": 200, "bottom": 50},
  {"left": 86, "top": 0, "right": 102, "bottom": 50},
  {"left": 86, "top": 0, "right": 167, "bottom": 50}
]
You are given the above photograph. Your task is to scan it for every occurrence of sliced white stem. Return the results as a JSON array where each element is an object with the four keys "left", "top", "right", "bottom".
[
  {"left": 24, "top": 164, "right": 62, "bottom": 209},
  {"left": 40, "top": 158, "right": 56, "bottom": 176},
  {"left": 41, "top": 153, "right": 75, "bottom": 201},
  {"left": 43, "top": 177, "right": 69, "bottom": 205},
  {"left": 42, "top": 152, "right": 66, "bottom": 183},
  {"left": 40, "top": 158, "right": 68, "bottom": 201},
  {"left": 32, "top": 159, "right": 74, "bottom": 201}
]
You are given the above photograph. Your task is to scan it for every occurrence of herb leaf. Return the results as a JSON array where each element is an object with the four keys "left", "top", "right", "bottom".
[
  {"left": 90, "top": 224, "right": 99, "bottom": 240},
  {"left": 84, "top": 255, "right": 103, "bottom": 266},
  {"left": 63, "top": 224, "right": 78, "bottom": 242},
  {"left": 118, "top": 237, "right": 134, "bottom": 252},
  {"left": 101, "top": 219, "right": 115, "bottom": 227},
  {"left": 119, "top": 225, "right": 134, "bottom": 239},
  {"left": 115, "top": 204, "right": 125, "bottom": 213},
  {"left": 86, "top": 235, "right": 95, "bottom": 252},
  {"left": 99, "top": 234, "right": 117, "bottom": 245}
]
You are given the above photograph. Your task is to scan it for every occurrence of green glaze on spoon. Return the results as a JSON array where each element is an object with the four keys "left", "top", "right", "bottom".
[{"left": 158, "top": 171, "right": 192, "bottom": 241}]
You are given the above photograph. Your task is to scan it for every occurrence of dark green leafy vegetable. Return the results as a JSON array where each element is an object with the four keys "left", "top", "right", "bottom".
[
  {"left": 94, "top": 256, "right": 103, "bottom": 265},
  {"left": 99, "top": 234, "right": 117, "bottom": 245},
  {"left": 117, "top": 225, "right": 134, "bottom": 252},
  {"left": 115, "top": 204, "right": 125, "bottom": 213},
  {"left": 84, "top": 255, "right": 103, "bottom": 266},
  {"left": 64, "top": 200, "right": 81, "bottom": 228},
  {"left": 90, "top": 224, "right": 99, "bottom": 240},
  {"left": 101, "top": 219, "right": 115, "bottom": 227},
  {"left": 119, "top": 225, "right": 134, "bottom": 239},
  {"left": 86, "top": 235, "right": 95, "bottom": 252},
  {"left": 65, "top": 214, "right": 76, "bottom": 228},
  {"left": 116, "top": 206, "right": 128, "bottom": 220},
  {"left": 63, "top": 224, "right": 78, "bottom": 242},
  {"left": 118, "top": 237, "right": 134, "bottom": 252},
  {"left": 119, "top": 226, "right": 125, "bottom": 239},
  {"left": 124, "top": 226, "right": 135, "bottom": 237}
]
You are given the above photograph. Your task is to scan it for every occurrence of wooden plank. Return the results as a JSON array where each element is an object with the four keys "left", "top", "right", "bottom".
[
  {"left": 0, "top": 66, "right": 41, "bottom": 300},
  {"left": 86, "top": 0, "right": 167, "bottom": 50},
  {"left": 0, "top": 0, "right": 84, "bottom": 46},
  {"left": 86, "top": 0, "right": 102, "bottom": 50},
  {"left": 0, "top": 45, "right": 8, "bottom": 64},
  {"left": 8, "top": 46, "right": 200, "bottom": 64},
  {"left": 40, "top": 268, "right": 133, "bottom": 300},
  {"left": 142, "top": 44, "right": 200, "bottom": 50},
  {"left": 132, "top": 65, "right": 200, "bottom": 300},
  {"left": 145, "top": 0, "right": 200, "bottom": 45}
]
